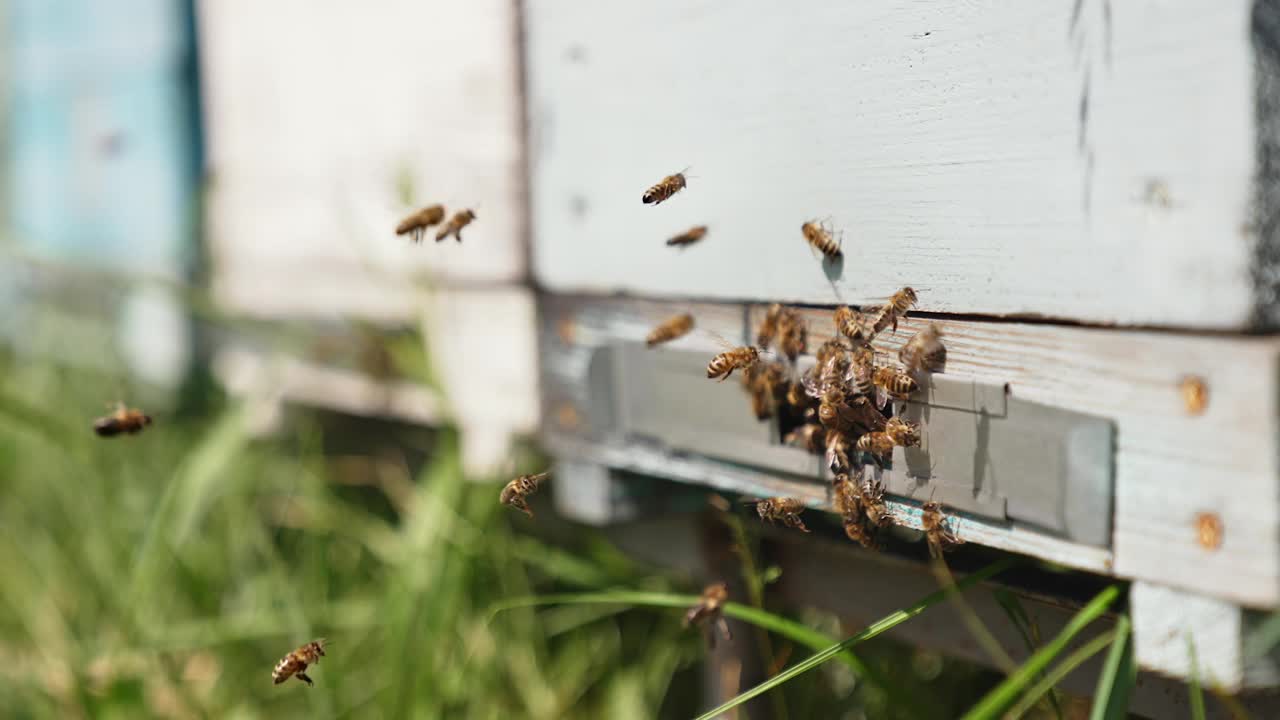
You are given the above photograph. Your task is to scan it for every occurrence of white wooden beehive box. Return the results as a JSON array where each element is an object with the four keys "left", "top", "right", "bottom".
[{"left": 526, "top": 0, "right": 1280, "bottom": 695}]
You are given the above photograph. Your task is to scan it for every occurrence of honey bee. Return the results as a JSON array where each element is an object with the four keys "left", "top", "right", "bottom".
[
  {"left": 667, "top": 225, "right": 708, "bottom": 247},
  {"left": 856, "top": 431, "right": 895, "bottom": 460},
  {"left": 922, "top": 501, "right": 964, "bottom": 558},
  {"left": 825, "top": 430, "right": 852, "bottom": 474},
  {"left": 741, "top": 361, "right": 786, "bottom": 420},
  {"left": 867, "top": 287, "right": 918, "bottom": 334},
  {"left": 784, "top": 423, "right": 825, "bottom": 452},
  {"left": 801, "top": 220, "right": 842, "bottom": 260},
  {"left": 804, "top": 342, "right": 852, "bottom": 399},
  {"left": 819, "top": 389, "right": 887, "bottom": 435},
  {"left": 646, "top": 313, "right": 695, "bottom": 347},
  {"left": 884, "top": 416, "right": 921, "bottom": 448},
  {"left": 850, "top": 345, "right": 876, "bottom": 397},
  {"left": 899, "top": 323, "right": 946, "bottom": 375},
  {"left": 272, "top": 639, "right": 327, "bottom": 687},
  {"left": 834, "top": 306, "right": 873, "bottom": 344},
  {"left": 642, "top": 169, "right": 689, "bottom": 205},
  {"left": 832, "top": 475, "right": 860, "bottom": 515},
  {"left": 707, "top": 344, "right": 762, "bottom": 382},
  {"left": 859, "top": 479, "right": 893, "bottom": 528},
  {"left": 776, "top": 308, "right": 807, "bottom": 363},
  {"left": 93, "top": 403, "right": 153, "bottom": 437},
  {"left": 786, "top": 379, "right": 812, "bottom": 411},
  {"left": 500, "top": 471, "right": 549, "bottom": 518},
  {"left": 873, "top": 366, "right": 919, "bottom": 408},
  {"left": 754, "top": 497, "right": 810, "bottom": 532},
  {"left": 683, "top": 582, "right": 732, "bottom": 649},
  {"left": 757, "top": 304, "right": 784, "bottom": 349},
  {"left": 435, "top": 209, "right": 477, "bottom": 242},
  {"left": 395, "top": 204, "right": 446, "bottom": 243},
  {"left": 832, "top": 475, "right": 882, "bottom": 550}
]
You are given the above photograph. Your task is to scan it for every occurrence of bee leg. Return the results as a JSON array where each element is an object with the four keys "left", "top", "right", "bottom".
[
  {"left": 296, "top": 672, "right": 314, "bottom": 687},
  {"left": 515, "top": 498, "right": 535, "bottom": 519},
  {"left": 715, "top": 616, "right": 733, "bottom": 643}
]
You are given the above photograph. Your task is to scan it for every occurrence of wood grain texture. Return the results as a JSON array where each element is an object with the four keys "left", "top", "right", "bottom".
[
  {"left": 198, "top": 0, "right": 524, "bottom": 319},
  {"left": 526, "top": 1, "right": 1263, "bottom": 328},
  {"left": 541, "top": 295, "right": 1280, "bottom": 606}
]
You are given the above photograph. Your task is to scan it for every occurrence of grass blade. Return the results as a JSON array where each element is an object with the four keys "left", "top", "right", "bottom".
[
  {"left": 994, "top": 588, "right": 1065, "bottom": 720},
  {"left": 959, "top": 585, "right": 1120, "bottom": 720},
  {"left": 692, "top": 558, "right": 1016, "bottom": 720},
  {"left": 1189, "top": 635, "right": 1206, "bottom": 720},
  {"left": 490, "top": 588, "right": 938, "bottom": 717},
  {"left": 1090, "top": 615, "right": 1135, "bottom": 720},
  {"left": 1005, "top": 628, "right": 1117, "bottom": 718}
]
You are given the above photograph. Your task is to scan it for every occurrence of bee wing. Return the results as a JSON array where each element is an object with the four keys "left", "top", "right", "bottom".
[
  {"left": 703, "top": 329, "right": 740, "bottom": 352},
  {"left": 874, "top": 385, "right": 891, "bottom": 411},
  {"left": 800, "top": 372, "right": 825, "bottom": 399}
]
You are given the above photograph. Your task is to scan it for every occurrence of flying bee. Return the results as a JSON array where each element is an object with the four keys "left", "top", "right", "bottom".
[
  {"left": 921, "top": 501, "right": 964, "bottom": 559},
  {"left": 867, "top": 287, "right": 918, "bottom": 334},
  {"left": 784, "top": 423, "right": 825, "bottom": 452},
  {"left": 834, "top": 305, "right": 873, "bottom": 344},
  {"left": 873, "top": 366, "right": 919, "bottom": 409},
  {"left": 667, "top": 225, "right": 708, "bottom": 247},
  {"left": 856, "top": 431, "right": 895, "bottom": 460},
  {"left": 707, "top": 342, "right": 763, "bottom": 382},
  {"left": 776, "top": 308, "right": 807, "bottom": 363},
  {"left": 395, "top": 204, "right": 446, "bottom": 243},
  {"left": 646, "top": 313, "right": 695, "bottom": 347},
  {"left": 741, "top": 361, "right": 787, "bottom": 420},
  {"left": 683, "top": 582, "right": 732, "bottom": 649},
  {"left": 801, "top": 220, "right": 842, "bottom": 260},
  {"left": 899, "top": 323, "right": 946, "bottom": 375},
  {"left": 93, "top": 402, "right": 152, "bottom": 438},
  {"left": 753, "top": 497, "right": 810, "bottom": 532},
  {"left": 825, "top": 430, "right": 852, "bottom": 474},
  {"left": 435, "top": 209, "right": 477, "bottom": 242},
  {"left": 272, "top": 639, "right": 327, "bottom": 687},
  {"left": 757, "top": 303, "right": 784, "bottom": 348},
  {"left": 500, "top": 471, "right": 549, "bottom": 518},
  {"left": 642, "top": 169, "right": 689, "bottom": 205}
]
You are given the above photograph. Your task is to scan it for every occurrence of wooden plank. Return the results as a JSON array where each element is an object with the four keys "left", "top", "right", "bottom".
[
  {"left": 213, "top": 288, "right": 539, "bottom": 477},
  {"left": 197, "top": 0, "right": 525, "bottom": 316},
  {"left": 541, "top": 295, "right": 1280, "bottom": 607},
  {"left": 526, "top": 1, "right": 1268, "bottom": 328},
  {"left": 1131, "top": 581, "right": 1280, "bottom": 690}
]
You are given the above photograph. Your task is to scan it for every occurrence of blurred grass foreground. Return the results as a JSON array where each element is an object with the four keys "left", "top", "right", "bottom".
[{"left": 0, "top": 341, "right": 727, "bottom": 719}]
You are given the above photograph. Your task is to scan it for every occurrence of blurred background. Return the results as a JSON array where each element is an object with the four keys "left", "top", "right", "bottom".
[{"left": 0, "top": 1, "right": 1189, "bottom": 718}]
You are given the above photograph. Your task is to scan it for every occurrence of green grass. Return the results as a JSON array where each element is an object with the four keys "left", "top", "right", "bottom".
[
  {"left": 0, "top": 340, "right": 1153, "bottom": 719},
  {"left": 0, "top": 352, "right": 712, "bottom": 718}
]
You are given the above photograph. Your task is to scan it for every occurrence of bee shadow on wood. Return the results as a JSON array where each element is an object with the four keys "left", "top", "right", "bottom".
[
  {"left": 899, "top": 379, "right": 935, "bottom": 487},
  {"left": 821, "top": 253, "right": 845, "bottom": 284}
]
